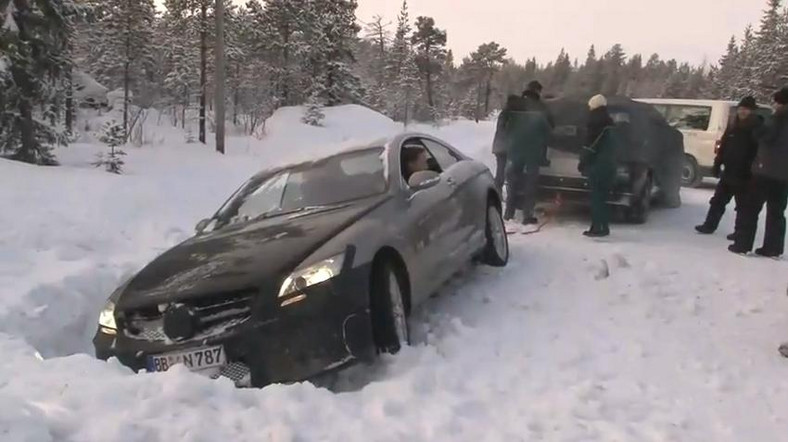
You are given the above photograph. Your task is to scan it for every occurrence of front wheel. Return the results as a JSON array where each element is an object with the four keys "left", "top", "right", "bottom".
[
  {"left": 370, "top": 261, "right": 409, "bottom": 354},
  {"left": 481, "top": 202, "right": 509, "bottom": 266}
]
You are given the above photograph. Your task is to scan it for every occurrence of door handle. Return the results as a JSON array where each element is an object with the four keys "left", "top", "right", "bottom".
[{"left": 446, "top": 177, "right": 457, "bottom": 187}]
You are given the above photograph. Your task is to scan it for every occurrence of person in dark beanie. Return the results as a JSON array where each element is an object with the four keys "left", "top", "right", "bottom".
[
  {"left": 579, "top": 94, "right": 617, "bottom": 237},
  {"left": 502, "top": 80, "right": 555, "bottom": 227},
  {"left": 695, "top": 96, "right": 763, "bottom": 237},
  {"left": 730, "top": 87, "right": 788, "bottom": 257}
]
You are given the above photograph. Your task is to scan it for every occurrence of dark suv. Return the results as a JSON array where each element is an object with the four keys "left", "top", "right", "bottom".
[{"left": 515, "top": 96, "right": 684, "bottom": 223}]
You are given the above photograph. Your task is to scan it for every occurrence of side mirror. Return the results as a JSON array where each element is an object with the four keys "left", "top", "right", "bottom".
[
  {"left": 195, "top": 218, "right": 212, "bottom": 235},
  {"left": 408, "top": 170, "right": 441, "bottom": 191}
]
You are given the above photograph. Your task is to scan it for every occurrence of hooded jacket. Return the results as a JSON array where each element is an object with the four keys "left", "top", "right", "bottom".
[
  {"left": 492, "top": 92, "right": 554, "bottom": 165},
  {"left": 752, "top": 108, "right": 788, "bottom": 182}
]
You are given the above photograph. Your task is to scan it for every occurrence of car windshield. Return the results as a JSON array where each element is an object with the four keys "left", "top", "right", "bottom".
[{"left": 213, "top": 148, "right": 386, "bottom": 229}]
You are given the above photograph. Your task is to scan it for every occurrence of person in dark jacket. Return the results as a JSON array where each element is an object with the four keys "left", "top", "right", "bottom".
[
  {"left": 580, "top": 94, "right": 617, "bottom": 237},
  {"left": 492, "top": 95, "right": 525, "bottom": 192},
  {"left": 730, "top": 87, "right": 788, "bottom": 257},
  {"left": 695, "top": 96, "right": 762, "bottom": 236},
  {"left": 502, "top": 81, "right": 555, "bottom": 225}
]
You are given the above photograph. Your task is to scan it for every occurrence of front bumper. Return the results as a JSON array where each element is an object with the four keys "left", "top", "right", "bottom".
[{"left": 93, "top": 266, "right": 375, "bottom": 387}]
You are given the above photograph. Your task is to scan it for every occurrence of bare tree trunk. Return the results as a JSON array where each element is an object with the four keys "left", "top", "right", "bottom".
[
  {"left": 214, "top": 0, "right": 226, "bottom": 154},
  {"left": 199, "top": 1, "right": 207, "bottom": 144},
  {"left": 483, "top": 71, "right": 493, "bottom": 116},
  {"left": 65, "top": 66, "right": 74, "bottom": 134},
  {"left": 233, "top": 67, "right": 239, "bottom": 126}
]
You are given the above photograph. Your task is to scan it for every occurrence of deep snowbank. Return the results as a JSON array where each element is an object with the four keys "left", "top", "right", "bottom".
[{"left": 3, "top": 105, "right": 788, "bottom": 441}]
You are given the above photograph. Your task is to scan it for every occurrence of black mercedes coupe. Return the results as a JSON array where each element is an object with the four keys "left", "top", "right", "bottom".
[{"left": 93, "top": 133, "right": 508, "bottom": 387}]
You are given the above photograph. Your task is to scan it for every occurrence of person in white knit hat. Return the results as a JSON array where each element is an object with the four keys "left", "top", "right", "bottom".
[{"left": 578, "top": 94, "right": 617, "bottom": 237}]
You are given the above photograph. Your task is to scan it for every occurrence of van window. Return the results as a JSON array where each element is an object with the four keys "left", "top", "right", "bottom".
[{"left": 664, "top": 105, "right": 712, "bottom": 131}]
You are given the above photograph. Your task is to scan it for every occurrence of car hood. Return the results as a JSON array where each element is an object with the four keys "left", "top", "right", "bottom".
[{"left": 117, "top": 196, "right": 389, "bottom": 309}]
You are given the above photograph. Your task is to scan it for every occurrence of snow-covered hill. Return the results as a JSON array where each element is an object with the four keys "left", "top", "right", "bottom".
[{"left": 2, "top": 106, "right": 788, "bottom": 441}]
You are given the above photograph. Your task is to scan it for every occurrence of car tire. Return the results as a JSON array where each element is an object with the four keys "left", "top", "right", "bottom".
[
  {"left": 682, "top": 155, "right": 703, "bottom": 188},
  {"left": 626, "top": 175, "right": 653, "bottom": 224},
  {"left": 369, "top": 261, "right": 409, "bottom": 354},
  {"left": 481, "top": 202, "right": 509, "bottom": 267}
]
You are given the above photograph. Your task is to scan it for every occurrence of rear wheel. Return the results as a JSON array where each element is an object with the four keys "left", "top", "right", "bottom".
[
  {"left": 682, "top": 155, "right": 703, "bottom": 188},
  {"left": 481, "top": 202, "right": 509, "bottom": 266},
  {"left": 370, "top": 261, "right": 409, "bottom": 354}
]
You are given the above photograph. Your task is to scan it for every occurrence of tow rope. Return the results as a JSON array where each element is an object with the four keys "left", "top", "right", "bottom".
[{"left": 520, "top": 193, "right": 564, "bottom": 236}]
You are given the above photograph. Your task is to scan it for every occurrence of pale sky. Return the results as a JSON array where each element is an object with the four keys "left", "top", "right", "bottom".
[
  {"left": 163, "top": 0, "right": 764, "bottom": 66},
  {"left": 356, "top": 0, "right": 763, "bottom": 66}
]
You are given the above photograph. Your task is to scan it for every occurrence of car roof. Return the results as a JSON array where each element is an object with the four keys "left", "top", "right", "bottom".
[{"left": 634, "top": 98, "right": 771, "bottom": 109}]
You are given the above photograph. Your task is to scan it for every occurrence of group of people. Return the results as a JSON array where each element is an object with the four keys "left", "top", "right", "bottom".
[
  {"left": 493, "top": 81, "right": 618, "bottom": 237},
  {"left": 695, "top": 87, "right": 788, "bottom": 258}
]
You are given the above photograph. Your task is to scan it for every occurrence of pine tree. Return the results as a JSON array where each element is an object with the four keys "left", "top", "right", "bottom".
[
  {"left": 361, "top": 16, "right": 390, "bottom": 112},
  {"left": 385, "top": 0, "right": 419, "bottom": 124},
  {"left": 161, "top": 0, "right": 199, "bottom": 129},
  {"left": 734, "top": 25, "right": 759, "bottom": 98},
  {"left": 87, "top": 0, "right": 157, "bottom": 139},
  {"left": 549, "top": 48, "right": 572, "bottom": 94},
  {"left": 0, "top": 0, "right": 79, "bottom": 165},
  {"left": 713, "top": 36, "right": 740, "bottom": 99},
  {"left": 469, "top": 42, "right": 507, "bottom": 118},
  {"left": 94, "top": 120, "right": 126, "bottom": 174},
  {"left": 411, "top": 16, "right": 447, "bottom": 118},
  {"left": 601, "top": 44, "right": 626, "bottom": 96},
  {"left": 318, "top": 0, "right": 363, "bottom": 106},
  {"left": 752, "top": 0, "right": 787, "bottom": 99}
]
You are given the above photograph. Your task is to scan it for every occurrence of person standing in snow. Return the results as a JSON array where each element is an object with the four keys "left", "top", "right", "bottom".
[
  {"left": 579, "top": 95, "right": 617, "bottom": 238},
  {"left": 730, "top": 87, "right": 788, "bottom": 257},
  {"left": 502, "top": 81, "right": 555, "bottom": 226},
  {"left": 492, "top": 95, "right": 523, "bottom": 192},
  {"left": 695, "top": 96, "right": 763, "bottom": 238}
]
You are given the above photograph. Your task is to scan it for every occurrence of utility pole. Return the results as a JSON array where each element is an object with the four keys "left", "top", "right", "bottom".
[{"left": 214, "top": 0, "right": 226, "bottom": 154}]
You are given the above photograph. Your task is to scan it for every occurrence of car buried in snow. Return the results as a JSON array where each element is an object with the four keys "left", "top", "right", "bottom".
[{"left": 93, "top": 133, "right": 508, "bottom": 387}]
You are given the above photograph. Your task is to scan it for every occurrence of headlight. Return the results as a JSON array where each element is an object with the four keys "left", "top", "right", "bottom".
[
  {"left": 98, "top": 300, "right": 117, "bottom": 331},
  {"left": 278, "top": 253, "right": 345, "bottom": 298}
]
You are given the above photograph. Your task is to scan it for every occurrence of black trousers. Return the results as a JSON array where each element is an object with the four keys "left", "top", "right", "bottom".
[
  {"left": 504, "top": 161, "right": 540, "bottom": 221},
  {"left": 494, "top": 153, "right": 507, "bottom": 193},
  {"left": 701, "top": 177, "right": 746, "bottom": 231},
  {"left": 734, "top": 176, "right": 788, "bottom": 254}
]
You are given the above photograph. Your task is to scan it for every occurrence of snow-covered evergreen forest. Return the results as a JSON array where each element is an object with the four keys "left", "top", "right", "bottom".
[{"left": 1, "top": 0, "right": 787, "bottom": 166}]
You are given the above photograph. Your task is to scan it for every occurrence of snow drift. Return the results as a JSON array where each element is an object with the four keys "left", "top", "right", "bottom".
[{"left": 2, "top": 104, "right": 788, "bottom": 441}]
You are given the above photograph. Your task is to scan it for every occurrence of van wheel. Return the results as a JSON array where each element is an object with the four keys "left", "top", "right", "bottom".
[{"left": 681, "top": 155, "right": 702, "bottom": 188}]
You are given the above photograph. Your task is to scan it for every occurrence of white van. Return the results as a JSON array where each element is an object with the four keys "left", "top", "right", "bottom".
[{"left": 634, "top": 99, "right": 772, "bottom": 187}]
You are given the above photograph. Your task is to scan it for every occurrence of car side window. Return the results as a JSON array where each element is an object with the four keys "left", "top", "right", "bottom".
[
  {"left": 421, "top": 139, "right": 461, "bottom": 171},
  {"left": 400, "top": 138, "right": 441, "bottom": 187}
]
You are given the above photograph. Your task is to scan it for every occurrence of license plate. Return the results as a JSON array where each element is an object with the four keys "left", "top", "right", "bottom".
[{"left": 146, "top": 345, "right": 225, "bottom": 373}]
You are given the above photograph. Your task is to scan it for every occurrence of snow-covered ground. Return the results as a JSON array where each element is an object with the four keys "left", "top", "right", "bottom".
[{"left": 2, "top": 106, "right": 788, "bottom": 441}]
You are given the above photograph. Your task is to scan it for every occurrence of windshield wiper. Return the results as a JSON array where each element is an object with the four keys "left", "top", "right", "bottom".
[{"left": 258, "top": 205, "right": 339, "bottom": 220}]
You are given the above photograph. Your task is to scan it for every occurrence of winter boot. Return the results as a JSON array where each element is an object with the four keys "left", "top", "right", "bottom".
[
  {"left": 522, "top": 216, "right": 539, "bottom": 226},
  {"left": 728, "top": 244, "right": 750, "bottom": 255},
  {"left": 695, "top": 224, "right": 715, "bottom": 234},
  {"left": 755, "top": 248, "right": 782, "bottom": 258}
]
